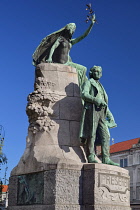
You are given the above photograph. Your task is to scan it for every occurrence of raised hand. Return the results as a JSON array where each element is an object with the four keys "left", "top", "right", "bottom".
[{"left": 91, "top": 14, "right": 96, "bottom": 24}]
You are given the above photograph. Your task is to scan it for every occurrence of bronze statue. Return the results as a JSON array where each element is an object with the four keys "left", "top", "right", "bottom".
[
  {"left": 79, "top": 66, "right": 119, "bottom": 166},
  {"left": 32, "top": 15, "right": 96, "bottom": 88}
]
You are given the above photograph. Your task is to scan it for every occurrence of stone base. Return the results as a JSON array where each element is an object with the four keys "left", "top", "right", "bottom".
[
  {"left": 84, "top": 206, "right": 131, "bottom": 210},
  {"left": 8, "top": 163, "right": 131, "bottom": 210},
  {"left": 8, "top": 64, "right": 131, "bottom": 209},
  {"left": 8, "top": 205, "right": 82, "bottom": 210},
  {"left": 7, "top": 206, "right": 131, "bottom": 210},
  {"left": 8, "top": 163, "right": 83, "bottom": 210},
  {"left": 83, "top": 163, "right": 131, "bottom": 210}
]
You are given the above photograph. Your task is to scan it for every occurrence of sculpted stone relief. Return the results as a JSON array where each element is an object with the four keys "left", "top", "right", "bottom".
[
  {"left": 96, "top": 187, "right": 129, "bottom": 203},
  {"left": 17, "top": 172, "right": 44, "bottom": 205},
  {"left": 99, "top": 173, "right": 130, "bottom": 193},
  {"left": 26, "top": 77, "right": 58, "bottom": 133},
  {"left": 95, "top": 206, "right": 131, "bottom": 210},
  {"left": 95, "top": 171, "right": 130, "bottom": 205}
]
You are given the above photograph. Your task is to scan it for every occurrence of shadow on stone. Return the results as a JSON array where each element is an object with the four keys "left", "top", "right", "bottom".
[{"left": 52, "top": 82, "right": 86, "bottom": 163}]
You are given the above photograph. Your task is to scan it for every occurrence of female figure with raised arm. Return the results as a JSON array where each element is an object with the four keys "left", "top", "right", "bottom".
[{"left": 33, "top": 15, "right": 96, "bottom": 88}]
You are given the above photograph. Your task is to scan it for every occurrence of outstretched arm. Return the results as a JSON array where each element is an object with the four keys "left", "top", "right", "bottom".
[{"left": 71, "top": 15, "right": 96, "bottom": 45}]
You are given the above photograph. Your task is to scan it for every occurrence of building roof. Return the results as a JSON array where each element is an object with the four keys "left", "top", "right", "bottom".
[
  {"left": 1, "top": 185, "right": 8, "bottom": 193},
  {"left": 110, "top": 137, "right": 140, "bottom": 154}
]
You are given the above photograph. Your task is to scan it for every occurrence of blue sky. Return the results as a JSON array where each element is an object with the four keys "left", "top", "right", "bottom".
[{"left": 0, "top": 0, "right": 140, "bottom": 181}]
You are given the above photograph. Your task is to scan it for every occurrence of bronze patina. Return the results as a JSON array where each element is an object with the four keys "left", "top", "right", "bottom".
[
  {"left": 80, "top": 66, "right": 119, "bottom": 166},
  {"left": 32, "top": 15, "right": 96, "bottom": 89}
]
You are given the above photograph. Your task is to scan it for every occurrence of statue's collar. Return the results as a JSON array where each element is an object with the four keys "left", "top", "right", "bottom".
[
  {"left": 90, "top": 78, "right": 100, "bottom": 87},
  {"left": 90, "top": 78, "right": 105, "bottom": 92}
]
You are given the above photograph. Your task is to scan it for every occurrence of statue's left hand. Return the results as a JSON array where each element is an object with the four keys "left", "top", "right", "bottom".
[{"left": 107, "top": 119, "right": 117, "bottom": 128}]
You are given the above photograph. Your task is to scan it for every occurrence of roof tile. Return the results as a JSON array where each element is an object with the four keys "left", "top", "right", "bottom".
[
  {"left": 1, "top": 185, "right": 8, "bottom": 193},
  {"left": 110, "top": 138, "right": 140, "bottom": 154}
]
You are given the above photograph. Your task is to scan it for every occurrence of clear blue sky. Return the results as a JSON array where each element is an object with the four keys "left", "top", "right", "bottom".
[{"left": 0, "top": 0, "right": 140, "bottom": 181}]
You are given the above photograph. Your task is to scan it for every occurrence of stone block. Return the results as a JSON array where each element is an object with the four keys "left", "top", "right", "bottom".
[
  {"left": 55, "top": 205, "right": 82, "bottom": 210},
  {"left": 58, "top": 71, "right": 74, "bottom": 97},
  {"left": 44, "top": 170, "right": 56, "bottom": 205},
  {"left": 7, "top": 205, "right": 54, "bottom": 210},
  {"left": 55, "top": 120, "right": 70, "bottom": 146},
  {"left": 36, "top": 63, "right": 77, "bottom": 73},
  {"left": 51, "top": 101, "right": 60, "bottom": 119},
  {"left": 8, "top": 176, "right": 18, "bottom": 206},
  {"left": 60, "top": 145, "right": 86, "bottom": 163},
  {"left": 36, "top": 68, "right": 60, "bottom": 93},
  {"left": 60, "top": 96, "right": 82, "bottom": 121},
  {"left": 34, "top": 144, "right": 65, "bottom": 163},
  {"left": 83, "top": 205, "right": 131, "bottom": 210},
  {"left": 83, "top": 163, "right": 131, "bottom": 209},
  {"left": 74, "top": 83, "right": 80, "bottom": 97},
  {"left": 34, "top": 119, "right": 70, "bottom": 146},
  {"left": 8, "top": 205, "right": 82, "bottom": 210},
  {"left": 70, "top": 121, "right": 81, "bottom": 146},
  {"left": 36, "top": 64, "right": 78, "bottom": 97},
  {"left": 55, "top": 169, "right": 83, "bottom": 205}
]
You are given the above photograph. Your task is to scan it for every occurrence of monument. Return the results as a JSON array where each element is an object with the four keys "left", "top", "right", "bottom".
[{"left": 8, "top": 6, "right": 131, "bottom": 210}]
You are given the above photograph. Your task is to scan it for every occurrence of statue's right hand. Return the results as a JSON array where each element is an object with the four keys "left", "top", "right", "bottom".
[{"left": 94, "top": 98, "right": 107, "bottom": 107}]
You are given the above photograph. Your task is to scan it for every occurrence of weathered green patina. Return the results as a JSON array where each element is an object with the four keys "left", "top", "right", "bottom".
[
  {"left": 79, "top": 66, "right": 119, "bottom": 166},
  {"left": 32, "top": 15, "right": 96, "bottom": 89},
  {"left": 17, "top": 172, "right": 44, "bottom": 205}
]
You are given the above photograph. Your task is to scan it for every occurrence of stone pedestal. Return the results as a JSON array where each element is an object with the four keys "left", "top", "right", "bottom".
[
  {"left": 10, "top": 63, "right": 86, "bottom": 176},
  {"left": 8, "top": 163, "right": 131, "bottom": 210},
  {"left": 8, "top": 163, "right": 83, "bottom": 210},
  {"left": 83, "top": 163, "right": 131, "bottom": 210},
  {"left": 8, "top": 64, "right": 131, "bottom": 210}
]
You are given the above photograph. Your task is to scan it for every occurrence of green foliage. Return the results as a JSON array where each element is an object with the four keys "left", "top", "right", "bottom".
[{"left": 0, "top": 153, "right": 7, "bottom": 166}]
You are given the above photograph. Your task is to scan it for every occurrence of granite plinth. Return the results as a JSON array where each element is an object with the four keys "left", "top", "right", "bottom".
[
  {"left": 8, "top": 163, "right": 83, "bottom": 210},
  {"left": 83, "top": 163, "right": 131, "bottom": 210},
  {"left": 8, "top": 163, "right": 131, "bottom": 210}
]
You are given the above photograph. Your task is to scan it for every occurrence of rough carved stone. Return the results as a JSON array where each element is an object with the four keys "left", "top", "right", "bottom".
[
  {"left": 44, "top": 169, "right": 83, "bottom": 205},
  {"left": 83, "top": 164, "right": 131, "bottom": 210},
  {"left": 8, "top": 205, "right": 81, "bottom": 210},
  {"left": 85, "top": 206, "right": 131, "bottom": 210},
  {"left": 26, "top": 77, "right": 59, "bottom": 134},
  {"left": 8, "top": 176, "right": 18, "bottom": 206}
]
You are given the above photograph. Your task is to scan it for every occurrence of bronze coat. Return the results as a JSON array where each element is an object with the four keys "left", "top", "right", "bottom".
[{"left": 79, "top": 78, "right": 109, "bottom": 145}]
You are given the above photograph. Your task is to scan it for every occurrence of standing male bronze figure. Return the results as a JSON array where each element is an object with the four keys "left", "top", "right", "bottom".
[{"left": 80, "top": 66, "right": 119, "bottom": 166}]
